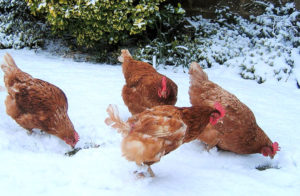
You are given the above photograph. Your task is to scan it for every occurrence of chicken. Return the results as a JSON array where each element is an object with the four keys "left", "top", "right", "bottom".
[
  {"left": 188, "top": 62, "right": 280, "bottom": 158},
  {"left": 119, "top": 49, "right": 178, "bottom": 115},
  {"left": 1, "top": 53, "right": 79, "bottom": 148},
  {"left": 105, "top": 102, "right": 225, "bottom": 177}
]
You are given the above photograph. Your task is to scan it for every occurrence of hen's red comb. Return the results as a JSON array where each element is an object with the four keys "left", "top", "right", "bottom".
[
  {"left": 161, "top": 76, "right": 167, "bottom": 91},
  {"left": 272, "top": 142, "right": 280, "bottom": 153},
  {"left": 214, "top": 102, "right": 225, "bottom": 118}
]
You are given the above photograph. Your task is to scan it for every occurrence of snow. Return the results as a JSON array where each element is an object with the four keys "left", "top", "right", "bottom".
[
  {"left": 292, "top": 48, "right": 300, "bottom": 82},
  {"left": 0, "top": 49, "right": 300, "bottom": 195}
]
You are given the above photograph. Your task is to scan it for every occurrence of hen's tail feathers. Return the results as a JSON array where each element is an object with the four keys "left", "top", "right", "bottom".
[
  {"left": 105, "top": 104, "right": 131, "bottom": 136},
  {"left": 118, "top": 49, "right": 132, "bottom": 63},
  {"left": 1, "top": 53, "right": 19, "bottom": 75},
  {"left": 189, "top": 62, "right": 208, "bottom": 82}
]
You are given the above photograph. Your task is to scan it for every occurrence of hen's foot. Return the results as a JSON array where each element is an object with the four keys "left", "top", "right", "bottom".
[
  {"left": 134, "top": 165, "right": 155, "bottom": 178},
  {"left": 26, "top": 130, "right": 33, "bottom": 135}
]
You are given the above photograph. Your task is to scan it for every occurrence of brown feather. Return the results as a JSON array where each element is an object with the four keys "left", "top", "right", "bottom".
[{"left": 105, "top": 104, "right": 131, "bottom": 136}]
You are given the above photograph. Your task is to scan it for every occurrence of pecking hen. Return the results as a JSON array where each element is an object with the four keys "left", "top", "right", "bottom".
[
  {"left": 188, "top": 62, "right": 280, "bottom": 158},
  {"left": 1, "top": 53, "right": 79, "bottom": 148},
  {"left": 105, "top": 102, "right": 225, "bottom": 177}
]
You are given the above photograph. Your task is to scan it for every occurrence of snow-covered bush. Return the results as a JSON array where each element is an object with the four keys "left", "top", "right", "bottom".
[
  {"left": 134, "top": 3, "right": 188, "bottom": 66},
  {"left": 0, "top": 0, "right": 50, "bottom": 49},
  {"left": 236, "top": 3, "right": 299, "bottom": 83},
  {"left": 25, "top": 0, "right": 184, "bottom": 47},
  {"left": 135, "top": 2, "right": 299, "bottom": 84}
]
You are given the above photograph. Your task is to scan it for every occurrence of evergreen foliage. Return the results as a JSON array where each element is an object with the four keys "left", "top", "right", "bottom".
[{"left": 25, "top": 0, "right": 184, "bottom": 47}]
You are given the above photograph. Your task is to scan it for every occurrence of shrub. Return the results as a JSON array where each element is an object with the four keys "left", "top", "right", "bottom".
[
  {"left": 135, "top": 2, "right": 299, "bottom": 84},
  {"left": 25, "top": 0, "right": 175, "bottom": 47}
]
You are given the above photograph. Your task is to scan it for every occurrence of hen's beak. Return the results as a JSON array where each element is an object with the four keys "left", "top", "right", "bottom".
[{"left": 269, "top": 153, "right": 275, "bottom": 159}]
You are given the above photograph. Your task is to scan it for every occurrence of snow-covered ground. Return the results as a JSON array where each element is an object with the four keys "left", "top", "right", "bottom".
[{"left": 0, "top": 49, "right": 299, "bottom": 195}]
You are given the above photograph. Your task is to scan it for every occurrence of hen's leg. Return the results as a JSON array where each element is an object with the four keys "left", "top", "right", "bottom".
[
  {"left": 134, "top": 164, "right": 155, "bottom": 178},
  {"left": 147, "top": 165, "right": 155, "bottom": 177},
  {"left": 26, "top": 129, "right": 33, "bottom": 135}
]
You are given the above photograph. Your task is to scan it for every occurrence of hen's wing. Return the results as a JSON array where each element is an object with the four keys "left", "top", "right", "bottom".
[
  {"left": 129, "top": 106, "right": 187, "bottom": 149},
  {"left": 122, "top": 85, "right": 149, "bottom": 114},
  {"left": 10, "top": 78, "right": 68, "bottom": 121},
  {"left": 123, "top": 106, "right": 187, "bottom": 164}
]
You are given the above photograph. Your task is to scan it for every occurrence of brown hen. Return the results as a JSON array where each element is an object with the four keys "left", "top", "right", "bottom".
[
  {"left": 119, "top": 49, "right": 178, "bottom": 115},
  {"left": 105, "top": 103, "right": 224, "bottom": 177},
  {"left": 1, "top": 53, "right": 79, "bottom": 148},
  {"left": 188, "top": 62, "right": 280, "bottom": 158}
]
